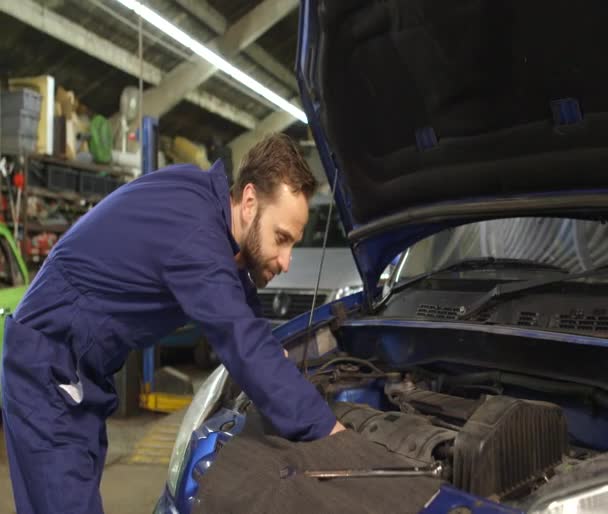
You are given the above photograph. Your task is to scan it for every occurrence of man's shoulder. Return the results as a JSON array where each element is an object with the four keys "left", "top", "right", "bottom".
[
  {"left": 139, "top": 160, "right": 227, "bottom": 183},
  {"left": 121, "top": 160, "right": 229, "bottom": 204}
]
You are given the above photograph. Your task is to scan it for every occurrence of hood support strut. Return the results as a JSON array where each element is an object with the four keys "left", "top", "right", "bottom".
[{"left": 302, "top": 170, "right": 340, "bottom": 376}]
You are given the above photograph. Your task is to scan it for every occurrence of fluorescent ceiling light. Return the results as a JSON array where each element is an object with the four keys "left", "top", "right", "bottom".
[{"left": 112, "top": 0, "right": 307, "bottom": 124}]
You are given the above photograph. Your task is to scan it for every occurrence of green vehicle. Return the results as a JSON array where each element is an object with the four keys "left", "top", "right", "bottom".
[{"left": 0, "top": 223, "right": 30, "bottom": 408}]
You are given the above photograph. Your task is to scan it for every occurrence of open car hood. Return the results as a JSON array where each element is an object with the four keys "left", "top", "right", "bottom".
[{"left": 296, "top": 0, "right": 608, "bottom": 303}]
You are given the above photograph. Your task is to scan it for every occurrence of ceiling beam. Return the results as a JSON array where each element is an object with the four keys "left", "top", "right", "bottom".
[
  {"left": 0, "top": 0, "right": 257, "bottom": 129},
  {"left": 217, "top": 0, "right": 297, "bottom": 54},
  {"left": 174, "top": 0, "right": 227, "bottom": 35},
  {"left": 174, "top": 0, "right": 298, "bottom": 91},
  {"left": 142, "top": 0, "right": 298, "bottom": 119},
  {"left": 176, "top": 1, "right": 301, "bottom": 168},
  {"left": 229, "top": 98, "right": 299, "bottom": 171}
]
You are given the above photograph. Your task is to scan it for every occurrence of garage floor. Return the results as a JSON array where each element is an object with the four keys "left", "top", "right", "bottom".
[{"left": 0, "top": 409, "right": 187, "bottom": 514}]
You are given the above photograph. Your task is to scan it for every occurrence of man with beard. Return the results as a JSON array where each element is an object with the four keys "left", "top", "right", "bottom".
[{"left": 1, "top": 133, "right": 344, "bottom": 514}]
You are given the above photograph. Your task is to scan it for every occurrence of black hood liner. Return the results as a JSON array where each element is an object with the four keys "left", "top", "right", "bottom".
[{"left": 316, "top": 0, "right": 608, "bottom": 224}]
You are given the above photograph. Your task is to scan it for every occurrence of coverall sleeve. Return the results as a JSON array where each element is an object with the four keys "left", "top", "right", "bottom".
[{"left": 162, "top": 222, "right": 337, "bottom": 441}]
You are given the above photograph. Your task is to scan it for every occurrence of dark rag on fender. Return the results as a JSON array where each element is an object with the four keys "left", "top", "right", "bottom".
[{"left": 192, "top": 408, "right": 442, "bottom": 514}]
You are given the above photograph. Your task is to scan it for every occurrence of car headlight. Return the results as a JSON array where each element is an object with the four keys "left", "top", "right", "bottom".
[
  {"left": 334, "top": 285, "right": 363, "bottom": 300},
  {"left": 529, "top": 483, "right": 608, "bottom": 514},
  {"left": 166, "top": 365, "right": 229, "bottom": 497}
]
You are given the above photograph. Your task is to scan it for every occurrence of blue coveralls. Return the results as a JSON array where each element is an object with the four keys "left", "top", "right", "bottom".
[{"left": 0, "top": 161, "right": 336, "bottom": 514}]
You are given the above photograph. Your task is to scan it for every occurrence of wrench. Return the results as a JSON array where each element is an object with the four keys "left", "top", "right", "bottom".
[{"left": 280, "top": 462, "right": 443, "bottom": 480}]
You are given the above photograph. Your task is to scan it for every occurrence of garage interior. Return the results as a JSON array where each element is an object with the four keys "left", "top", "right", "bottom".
[
  {"left": 0, "top": 1, "right": 316, "bottom": 512},
  {"left": 3, "top": 2, "right": 608, "bottom": 514}
]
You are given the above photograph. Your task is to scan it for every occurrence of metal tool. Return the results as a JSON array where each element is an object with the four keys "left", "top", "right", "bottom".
[
  {"left": 0, "top": 157, "right": 16, "bottom": 227},
  {"left": 280, "top": 462, "right": 443, "bottom": 480}
]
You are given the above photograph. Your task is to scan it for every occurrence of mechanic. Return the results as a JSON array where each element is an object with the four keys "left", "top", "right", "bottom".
[{"left": 1, "top": 133, "right": 345, "bottom": 514}]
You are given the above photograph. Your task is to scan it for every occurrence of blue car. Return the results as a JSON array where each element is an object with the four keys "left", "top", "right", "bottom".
[{"left": 156, "top": 1, "right": 608, "bottom": 512}]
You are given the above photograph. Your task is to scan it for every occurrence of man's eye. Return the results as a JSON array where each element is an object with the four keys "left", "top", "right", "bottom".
[{"left": 277, "top": 233, "right": 291, "bottom": 245}]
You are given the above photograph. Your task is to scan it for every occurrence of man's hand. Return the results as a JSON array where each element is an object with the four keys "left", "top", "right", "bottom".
[
  {"left": 282, "top": 345, "right": 344, "bottom": 437},
  {"left": 329, "top": 421, "right": 346, "bottom": 436}
]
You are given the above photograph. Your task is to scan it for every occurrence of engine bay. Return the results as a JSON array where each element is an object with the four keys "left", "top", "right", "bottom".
[
  {"left": 305, "top": 353, "right": 606, "bottom": 507},
  {"left": 189, "top": 321, "right": 608, "bottom": 514},
  {"left": 188, "top": 315, "right": 608, "bottom": 513}
]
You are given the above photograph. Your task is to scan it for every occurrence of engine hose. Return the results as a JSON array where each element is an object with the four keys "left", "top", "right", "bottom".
[
  {"left": 443, "top": 371, "right": 608, "bottom": 409},
  {"left": 313, "top": 357, "right": 385, "bottom": 375}
]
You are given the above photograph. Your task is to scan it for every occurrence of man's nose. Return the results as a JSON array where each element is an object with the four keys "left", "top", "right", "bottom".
[{"left": 277, "top": 248, "right": 291, "bottom": 274}]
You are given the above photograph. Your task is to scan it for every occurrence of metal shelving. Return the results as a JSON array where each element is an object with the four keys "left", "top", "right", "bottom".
[{"left": 13, "top": 154, "right": 129, "bottom": 264}]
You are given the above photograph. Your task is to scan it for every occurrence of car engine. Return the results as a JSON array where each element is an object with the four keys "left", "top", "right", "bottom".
[{"left": 310, "top": 359, "right": 570, "bottom": 501}]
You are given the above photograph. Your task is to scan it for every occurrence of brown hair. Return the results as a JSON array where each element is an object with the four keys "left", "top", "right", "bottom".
[{"left": 232, "top": 133, "right": 317, "bottom": 203}]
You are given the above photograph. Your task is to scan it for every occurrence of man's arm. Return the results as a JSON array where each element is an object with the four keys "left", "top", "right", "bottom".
[
  {"left": 238, "top": 254, "right": 346, "bottom": 436},
  {"left": 162, "top": 220, "right": 338, "bottom": 441}
]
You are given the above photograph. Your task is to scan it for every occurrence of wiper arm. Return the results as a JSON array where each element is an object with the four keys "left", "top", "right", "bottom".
[
  {"left": 376, "top": 258, "right": 567, "bottom": 311},
  {"left": 459, "top": 264, "right": 608, "bottom": 320}
]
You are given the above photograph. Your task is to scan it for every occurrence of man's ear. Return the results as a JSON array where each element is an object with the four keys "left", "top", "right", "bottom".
[{"left": 240, "top": 183, "right": 258, "bottom": 225}]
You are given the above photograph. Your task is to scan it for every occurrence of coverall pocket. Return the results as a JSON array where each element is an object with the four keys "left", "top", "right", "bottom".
[
  {"left": 1, "top": 317, "right": 55, "bottom": 421},
  {"left": 53, "top": 367, "right": 84, "bottom": 406}
]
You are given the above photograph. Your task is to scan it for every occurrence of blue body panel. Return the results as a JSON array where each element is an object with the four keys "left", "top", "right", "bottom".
[
  {"left": 420, "top": 487, "right": 522, "bottom": 514},
  {"left": 175, "top": 409, "right": 245, "bottom": 514},
  {"left": 333, "top": 380, "right": 387, "bottom": 411},
  {"left": 343, "top": 317, "right": 608, "bottom": 349}
]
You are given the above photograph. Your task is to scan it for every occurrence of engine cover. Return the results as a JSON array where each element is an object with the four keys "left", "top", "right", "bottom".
[
  {"left": 333, "top": 394, "right": 569, "bottom": 499},
  {"left": 333, "top": 402, "right": 456, "bottom": 464}
]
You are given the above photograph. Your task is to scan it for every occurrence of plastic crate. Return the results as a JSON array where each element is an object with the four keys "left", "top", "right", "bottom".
[
  {"left": 1, "top": 89, "right": 42, "bottom": 115},
  {"left": 80, "top": 172, "right": 106, "bottom": 195},
  {"left": 2, "top": 109, "right": 40, "bottom": 138},
  {"left": 27, "top": 160, "right": 46, "bottom": 187},
  {"left": 47, "top": 165, "right": 79, "bottom": 192},
  {"left": 1, "top": 134, "right": 36, "bottom": 155},
  {"left": 105, "top": 177, "right": 123, "bottom": 194}
]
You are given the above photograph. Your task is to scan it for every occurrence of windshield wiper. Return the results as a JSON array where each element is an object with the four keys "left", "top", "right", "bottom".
[
  {"left": 376, "top": 258, "right": 568, "bottom": 311},
  {"left": 459, "top": 264, "right": 608, "bottom": 320}
]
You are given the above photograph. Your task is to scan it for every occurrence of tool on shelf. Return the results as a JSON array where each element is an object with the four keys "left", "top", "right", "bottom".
[
  {"left": 0, "top": 157, "right": 17, "bottom": 227},
  {"left": 12, "top": 171, "right": 24, "bottom": 240}
]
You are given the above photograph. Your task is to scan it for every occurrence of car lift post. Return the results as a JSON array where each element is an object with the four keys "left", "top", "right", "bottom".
[
  {"left": 141, "top": 115, "right": 158, "bottom": 399},
  {"left": 138, "top": 116, "right": 192, "bottom": 413}
]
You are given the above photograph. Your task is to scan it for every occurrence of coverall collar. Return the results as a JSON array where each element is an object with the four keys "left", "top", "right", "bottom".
[
  {"left": 208, "top": 159, "right": 260, "bottom": 290},
  {"left": 208, "top": 159, "right": 240, "bottom": 256}
]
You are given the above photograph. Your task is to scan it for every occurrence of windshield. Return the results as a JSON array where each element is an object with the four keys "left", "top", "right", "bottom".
[
  {"left": 394, "top": 217, "right": 608, "bottom": 283},
  {"left": 298, "top": 202, "right": 348, "bottom": 248}
]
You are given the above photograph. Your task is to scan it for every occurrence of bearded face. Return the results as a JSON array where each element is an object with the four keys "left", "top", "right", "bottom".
[
  {"left": 238, "top": 184, "right": 309, "bottom": 288},
  {"left": 240, "top": 210, "right": 271, "bottom": 287}
]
